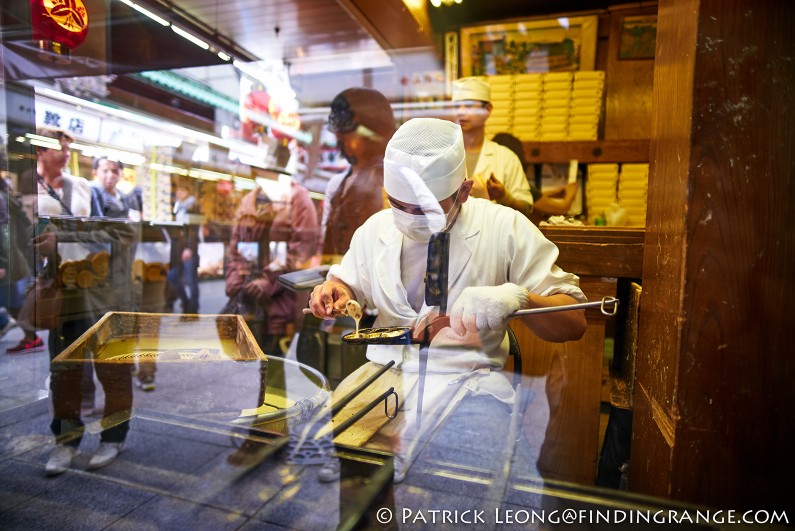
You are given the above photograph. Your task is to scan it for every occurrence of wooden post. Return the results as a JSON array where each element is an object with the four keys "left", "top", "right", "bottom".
[{"left": 631, "top": 0, "right": 795, "bottom": 510}]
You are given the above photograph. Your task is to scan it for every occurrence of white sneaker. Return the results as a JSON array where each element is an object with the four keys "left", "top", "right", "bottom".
[
  {"left": 87, "top": 442, "right": 124, "bottom": 470},
  {"left": 135, "top": 375, "right": 156, "bottom": 392},
  {"left": 45, "top": 444, "right": 78, "bottom": 476},
  {"left": 317, "top": 458, "right": 340, "bottom": 483},
  {"left": 393, "top": 454, "right": 407, "bottom": 483},
  {"left": 0, "top": 317, "right": 18, "bottom": 338}
]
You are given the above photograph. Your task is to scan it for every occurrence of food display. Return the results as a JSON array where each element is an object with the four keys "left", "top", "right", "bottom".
[
  {"left": 132, "top": 258, "right": 169, "bottom": 283},
  {"left": 58, "top": 250, "right": 111, "bottom": 289},
  {"left": 342, "top": 326, "right": 412, "bottom": 344}
]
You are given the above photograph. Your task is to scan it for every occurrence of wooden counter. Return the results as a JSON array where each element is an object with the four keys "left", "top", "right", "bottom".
[
  {"left": 539, "top": 226, "right": 645, "bottom": 278},
  {"left": 510, "top": 226, "right": 644, "bottom": 484}
]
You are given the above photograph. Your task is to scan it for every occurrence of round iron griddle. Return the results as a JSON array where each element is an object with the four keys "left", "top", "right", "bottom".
[{"left": 342, "top": 326, "right": 413, "bottom": 345}]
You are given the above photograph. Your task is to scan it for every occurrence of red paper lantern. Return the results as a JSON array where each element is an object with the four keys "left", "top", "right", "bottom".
[
  {"left": 241, "top": 88, "right": 271, "bottom": 143},
  {"left": 271, "top": 111, "right": 301, "bottom": 141},
  {"left": 31, "top": 0, "right": 89, "bottom": 60}
]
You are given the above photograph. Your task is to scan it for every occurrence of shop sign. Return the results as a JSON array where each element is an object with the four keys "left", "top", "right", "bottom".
[
  {"left": 36, "top": 99, "right": 101, "bottom": 142},
  {"left": 31, "top": 0, "right": 90, "bottom": 50},
  {"left": 98, "top": 119, "right": 151, "bottom": 152}
]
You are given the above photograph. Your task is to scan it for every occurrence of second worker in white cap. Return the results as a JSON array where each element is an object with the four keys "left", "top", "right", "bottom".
[
  {"left": 451, "top": 76, "right": 535, "bottom": 218},
  {"left": 308, "top": 117, "right": 586, "bottom": 482}
]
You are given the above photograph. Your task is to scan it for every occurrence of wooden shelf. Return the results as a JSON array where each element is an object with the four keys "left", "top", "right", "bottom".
[
  {"left": 540, "top": 226, "right": 645, "bottom": 278},
  {"left": 523, "top": 139, "right": 650, "bottom": 163}
]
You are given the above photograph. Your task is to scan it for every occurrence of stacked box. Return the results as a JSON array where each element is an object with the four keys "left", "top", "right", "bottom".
[
  {"left": 618, "top": 163, "right": 649, "bottom": 225},
  {"left": 483, "top": 71, "right": 605, "bottom": 142},
  {"left": 486, "top": 75, "right": 516, "bottom": 134},
  {"left": 569, "top": 71, "right": 605, "bottom": 140},
  {"left": 586, "top": 163, "right": 619, "bottom": 223},
  {"left": 485, "top": 74, "right": 543, "bottom": 141},
  {"left": 511, "top": 74, "right": 543, "bottom": 141},
  {"left": 539, "top": 72, "right": 572, "bottom": 141}
]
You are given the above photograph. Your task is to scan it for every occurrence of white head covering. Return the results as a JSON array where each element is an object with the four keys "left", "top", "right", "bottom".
[
  {"left": 452, "top": 77, "right": 491, "bottom": 103},
  {"left": 383, "top": 118, "right": 466, "bottom": 203}
]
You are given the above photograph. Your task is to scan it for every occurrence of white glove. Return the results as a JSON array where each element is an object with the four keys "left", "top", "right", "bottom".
[{"left": 449, "top": 283, "right": 529, "bottom": 335}]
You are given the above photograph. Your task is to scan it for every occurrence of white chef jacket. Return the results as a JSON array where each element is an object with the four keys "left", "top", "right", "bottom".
[
  {"left": 328, "top": 197, "right": 585, "bottom": 373},
  {"left": 468, "top": 139, "right": 534, "bottom": 208}
]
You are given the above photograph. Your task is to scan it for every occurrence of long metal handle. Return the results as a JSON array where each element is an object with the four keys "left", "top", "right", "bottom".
[
  {"left": 509, "top": 296, "right": 619, "bottom": 318},
  {"left": 330, "top": 360, "right": 395, "bottom": 416},
  {"left": 331, "top": 387, "right": 397, "bottom": 438},
  {"left": 305, "top": 296, "right": 619, "bottom": 317}
]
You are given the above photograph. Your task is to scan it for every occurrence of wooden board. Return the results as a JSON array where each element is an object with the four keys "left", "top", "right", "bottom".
[
  {"left": 541, "top": 226, "right": 645, "bottom": 278},
  {"left": 523, "top": 139, "right": 650, "bottom": 164}
]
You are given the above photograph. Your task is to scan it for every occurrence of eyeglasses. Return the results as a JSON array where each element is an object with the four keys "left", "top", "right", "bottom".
[{"left": 387, "top": 189, "right": 460, "bottom": 216}]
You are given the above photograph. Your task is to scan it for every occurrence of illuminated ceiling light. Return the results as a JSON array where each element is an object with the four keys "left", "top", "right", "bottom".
[
  {"left": 35, "top": 86, "right": 277, "bottom": 169},
  {"left": 118, "top": 0, "right": 169, "bottom": 26},
  {"left": 233, "top": 176, "right": 257, "bottom": 191},
  {"left": 217, "top": 51, "right": 231, "bottom": 61},
  {"left": 25, "top": 133, "right": 62, "bottom": 149},
  {"left": 430, "top": 0, "right": 460, "bottom": 6},
  {"left": 66, "top": 142, "right": 148, "bottom": 166},
  {"left": 150, "top": 163, "right": 189, "bottom": 175},
  {"left": 430, "top": 0, "right": 441, "bottom": 6},
  {"left": 29, "top": 139, "right": 62, "bottom": 149},
  {"left": 557, "top": 17, "right": 570, "bottom": 29},
  {"left": 172, "top": 25, "right": 210, "bottom": 50},
  {"left": 188, "top": 168, "right": 232, "bottom": 181},
  {"left": 233, "top": 60, "right": 261, "bottom": 82}
]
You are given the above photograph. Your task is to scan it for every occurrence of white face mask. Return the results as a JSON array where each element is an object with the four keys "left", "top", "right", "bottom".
[
  {"left": 391, "top": 207, "right": 444, "bottom": 242},
  {"left": 391, "top": 193, "right": 460, "bottom": 242}
]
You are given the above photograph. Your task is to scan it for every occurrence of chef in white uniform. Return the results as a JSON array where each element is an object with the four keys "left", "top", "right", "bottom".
[
  {"left": 452, "top": 76, "right": 535, "bottom": 219},
  {"left": 308, "top": 118, "right": 586, "bottom": 480}
]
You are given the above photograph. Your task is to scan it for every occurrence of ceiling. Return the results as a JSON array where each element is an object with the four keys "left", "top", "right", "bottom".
[
  {"left": 165, "top": 0, "right": 387, "bottom": 68},
  {"left": 158, "top": 0, "right": 623, "bottom": 66},
  {"left": 134, "top": 0, "right": 439, "bottom": 105},
  {"left": 142, "top": 0, "right": 629, "bottom": 104},
  {"left": 3, "top": 0, "right": 642, "bottom": 114}
]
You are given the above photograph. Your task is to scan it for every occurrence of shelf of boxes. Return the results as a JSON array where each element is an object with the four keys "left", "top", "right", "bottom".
[
  {"left": 617, "top": 163, "right": 649, "bottom": 226},
  {"left": 569, "top": 71, "right": 605, "bottom": 141},
  {"left": 484, "top": 71, "right": 604, "bottom": 142},
  {"left": 540, "top": 72, "right": 572, "bottom": 142},
  {"left": 586, "top": 163, "right": 620, "bottom": 224}
]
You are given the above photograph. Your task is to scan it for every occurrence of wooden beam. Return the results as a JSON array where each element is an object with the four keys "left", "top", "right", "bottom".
[
  {"left": 336, "top": 0, "right": 435, "bottom": 51},
  {"left": 523, "top": 139, "right": 650, "bottom": 163},
  {"left": 631, "top": 0, "right": 795, "bottom": 511},
  {"left": 540, "top": 226, "right": 645, "bottom": 278}
]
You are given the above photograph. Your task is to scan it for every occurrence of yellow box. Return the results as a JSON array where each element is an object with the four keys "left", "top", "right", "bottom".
[
  {"left": 574, "top": 70, "right": 605, "bottom": 81},
  {"left": 543, "top": 72, "right": 574, "bottom": 83}
]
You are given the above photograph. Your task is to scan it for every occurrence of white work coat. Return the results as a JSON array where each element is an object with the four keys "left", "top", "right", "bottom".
[
  {"left": 328, "top": 198, "right": 585, "bottom": 373},
  {"left": 468, "top": 139, "right": 534, "bottom": 207}
]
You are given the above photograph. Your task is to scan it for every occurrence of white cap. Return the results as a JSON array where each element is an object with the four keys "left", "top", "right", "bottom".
[
  {"left": 383, "top": 118, "right": 466, "bottom": 203},
  {"left": 452, "top": 77, "right": 491, "bottom": 103}
]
